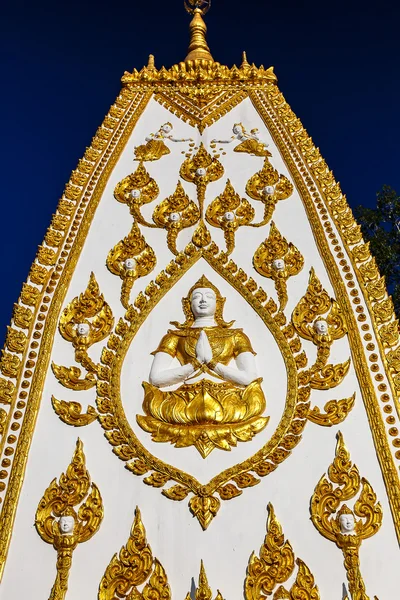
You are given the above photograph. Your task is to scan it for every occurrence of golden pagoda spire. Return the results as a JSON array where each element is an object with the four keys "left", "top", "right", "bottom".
[{"left": 184, "top": 1, "right": 213, "bottom": 62}]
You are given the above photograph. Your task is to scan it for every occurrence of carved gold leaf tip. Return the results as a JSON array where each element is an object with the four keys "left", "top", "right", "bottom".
[
  {"left": 147, "top": 54, "right": 155, "bottom": 69},
  {"left": 35, "top": 438, "right": 103, "bottom": 599},
  {"left": 185, "top": 7, "right": 214, "bottom": 62},
  {"left": 189, "top": 560, "right": 222, "bottom": 600},
  {"left": 245, "top": 503, "right": 320, "bottom": 599},
  {"left": 98, "top": 505, "right": 157, "bottom": 600}
]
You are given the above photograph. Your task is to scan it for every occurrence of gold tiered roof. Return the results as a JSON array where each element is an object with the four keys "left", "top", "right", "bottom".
[{"left": 121, "top": 2, "right": 277, "bottom": 86}]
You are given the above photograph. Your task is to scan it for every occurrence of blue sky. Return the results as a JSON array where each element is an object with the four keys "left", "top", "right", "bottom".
[{"left": 1, "top": 0, "right": 399, "bottom": 344}]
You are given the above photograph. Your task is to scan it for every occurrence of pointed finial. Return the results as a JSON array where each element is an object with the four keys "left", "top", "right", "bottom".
[
  {"left": 147, "top": 54, "right": 155, "bottom": 69},
  {"left": 241, "top": 51, "right": 250, "bottom": 68},
  {"left": 197, "top": 560, "right": 212, "bottom": 600},
  {"left": 184, "top": 1, "right": 213, "bottom": 62}
]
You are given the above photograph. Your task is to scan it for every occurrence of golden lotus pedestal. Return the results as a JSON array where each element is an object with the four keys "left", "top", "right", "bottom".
[{"left": 136, "top": 378, "right": 269, "bottom": 458}]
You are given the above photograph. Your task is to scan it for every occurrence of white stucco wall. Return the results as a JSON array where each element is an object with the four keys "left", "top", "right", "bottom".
[{"left": 1, "top": 97, "right": 398, "bottom": 600}]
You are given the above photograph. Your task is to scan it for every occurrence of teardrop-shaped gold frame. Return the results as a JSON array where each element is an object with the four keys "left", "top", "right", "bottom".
[{"left": 96, "top": 242, "right": 310, "bottom": 529}]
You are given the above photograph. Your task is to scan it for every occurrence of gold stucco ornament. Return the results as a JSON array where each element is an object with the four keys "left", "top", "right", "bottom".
[
  {"left": 310, "top": 432, "right": 382, "bottom": 600},
  {"left": 185, "top": 561, "right": 223, "bottom": 600},
  {"left": 96, "top": 243, "right": 312, "bottom": 529},
  {"left": 245, "top": 503, "right": 320, "bottom": 600},
  {"left": 98, "top": 501, "right": 322, "bottom": 598},
  {"left": 114, "top": 162, "right": 159, "bottom": 225},
  {"left": 253, "top": 221, "right": 304, "bottom": 311},
  {"left": 98, "top": 506, "right": 171, "bottom": 600},
  {"left": 153, "top": 181, "right": 200, "bottom": 254},
  {"left": 292, "top": 268, "right": 350, "bottom": 390},
  {"left": 307, "top": 393, "right": 356, "bottom": 427},
  {"left": 180, "top": 142, "right": 224, "bottom": 217},
  {"left": 107, "top": 222, "right": 156, "bottom": 307},
  {"left": 136, "top": 275, "right": 269, "bottom": 458},
  {"left": 51, "top": 396, "right": 98, "bottom": 427},
  {"left": 52, "top": 273, "right": 114, "bottom": 391},
  {"left": 212, "top": 123, "right": 272, "bottom": 158},
  {"left": 246, "top": 158, "right": 293, "bottom": 225},
  {"left": 206, "top": 180, "right": 255, "bottom": 254},
  {"left": 35, "top": 439, "right": 103, "bottom": 600},
  {"left": 134, "top": 122, "right": 193, "bottom": 162}
]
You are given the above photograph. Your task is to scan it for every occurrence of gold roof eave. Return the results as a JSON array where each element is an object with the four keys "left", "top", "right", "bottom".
[
  {"left": 122, "top": 5, "right": 277, "bottom": 87},
  {"left": 121, "top": 60, "right": 277, "bottom": 86}
]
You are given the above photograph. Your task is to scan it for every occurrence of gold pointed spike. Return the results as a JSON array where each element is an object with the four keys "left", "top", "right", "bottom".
[
  {"left": 197, "top": 560, "right": 212, "bottom": 600},
  {"left": 188, "top": 560, "right": 223, "bottom": 600},
  {"left": 147, "top": 54, "right": 155, "bottom": 69},
  {"left": 185, "top": 1, "right": 213, "bottom": 62},
  {"left": 241, "top": 51, "right": 250, "bottom": 69}
]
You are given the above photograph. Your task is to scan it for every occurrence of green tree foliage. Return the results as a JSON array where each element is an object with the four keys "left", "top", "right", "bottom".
[{"left": 354, "top": 185, "right": 400, "bottom": 317}]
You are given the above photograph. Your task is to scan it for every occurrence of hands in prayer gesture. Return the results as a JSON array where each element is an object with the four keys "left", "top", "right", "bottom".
[{"left": 195, "top": 330, "right": 213, "bottom": 366}]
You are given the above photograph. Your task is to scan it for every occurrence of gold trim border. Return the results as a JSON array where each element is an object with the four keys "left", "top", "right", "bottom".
[
  {"left": 249, "top": 89, "right": 400, "bottom": 543},
  {"left": 0, "top": 88, "right": 152, "bottom": 579},
  {"left": 0, "top": 72, "right": 399, "bottom": 578},
  {"left": 96, "top": 243, "right": 306, "bottom": 528},
  {"left": 154, "top": 88, "right": 248, "bottom": 132}
]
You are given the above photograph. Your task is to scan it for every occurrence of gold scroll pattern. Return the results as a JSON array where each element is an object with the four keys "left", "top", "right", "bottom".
[
  {"left": 310, "top": 432, "right": 382, "bottom": 600},
  {"left": 262, "top": 84, "right": 400, "bottom": 476},
  {"left": 51, "top": 397, "right": 98, "bottom": 427},
  {"left": 246, "top": 157, "right": 293, "bottom": 226},
  {"left": 253, "top": 221, "right": 304, "bottom": 311},
  {"left": 0, "top": 87, "right": 151, "bottom": 580},
  {"left": 180, "top": 142, "right": 224, "bottom": 222},
  {"left": 112, "top": 140, "right": 294, "bottom": 259},
  {"left": 290, "top": 268, "right": 354, "bottom": 426},
  {"left": 113, "top": 143, "right": 224, "bottom": 256},
  {"left": 245, "top": 503, "right": 320, "bottom": 600},
  {"left": 155, "top": 86, "right": 248, "bottom": 134},
  {"left": 98, "top": 502, "right": 322, "bottom": 599},
  {"left": 206, "top": 180, "right": 255, "bottom": 254},
  {"left": 98, "top": 507, "right": 171, "bottom": 600},
  {"left": 52, "top": 273, "right": 114, "bottom": 392},
  {"left": 106, "top": 222, "right": 157, "bottom": 308},
  {"left": 114, "top": 162, "right": 159, "bottom": 226},
  {"left": 153, "top": 181, "right": 200, "bottom": 254},
  {"left": 292, "top": 268, "right": 350, "bottom": 390},
  {"left": 35, "top": 439, "right": 103, "bottom": 600},
  {"left": 96, "top": 240, "right": 311, "bottom": 529},
  {"left": 99, "top": 506, "right": 224, "bottom": 600}
]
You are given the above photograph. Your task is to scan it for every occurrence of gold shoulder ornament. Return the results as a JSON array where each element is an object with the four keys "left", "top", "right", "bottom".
[{"left": 35, "top": 439, "right": 103, "bottom": 600}]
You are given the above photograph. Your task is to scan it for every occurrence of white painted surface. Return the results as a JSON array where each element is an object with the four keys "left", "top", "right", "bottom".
[{"left": 1, "top": 97, "right": 399, "bottom": 600}]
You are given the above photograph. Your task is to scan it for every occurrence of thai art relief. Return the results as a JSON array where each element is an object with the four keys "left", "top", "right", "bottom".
[
  {"left": 137, "top": 275, "right": 269, "bottom": 458},
  {"left": 51, "top": 117, "right": 355, "bottom": 529},
  {"left": 134, "top": 122, "right": 193, "bottom": 162}
]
